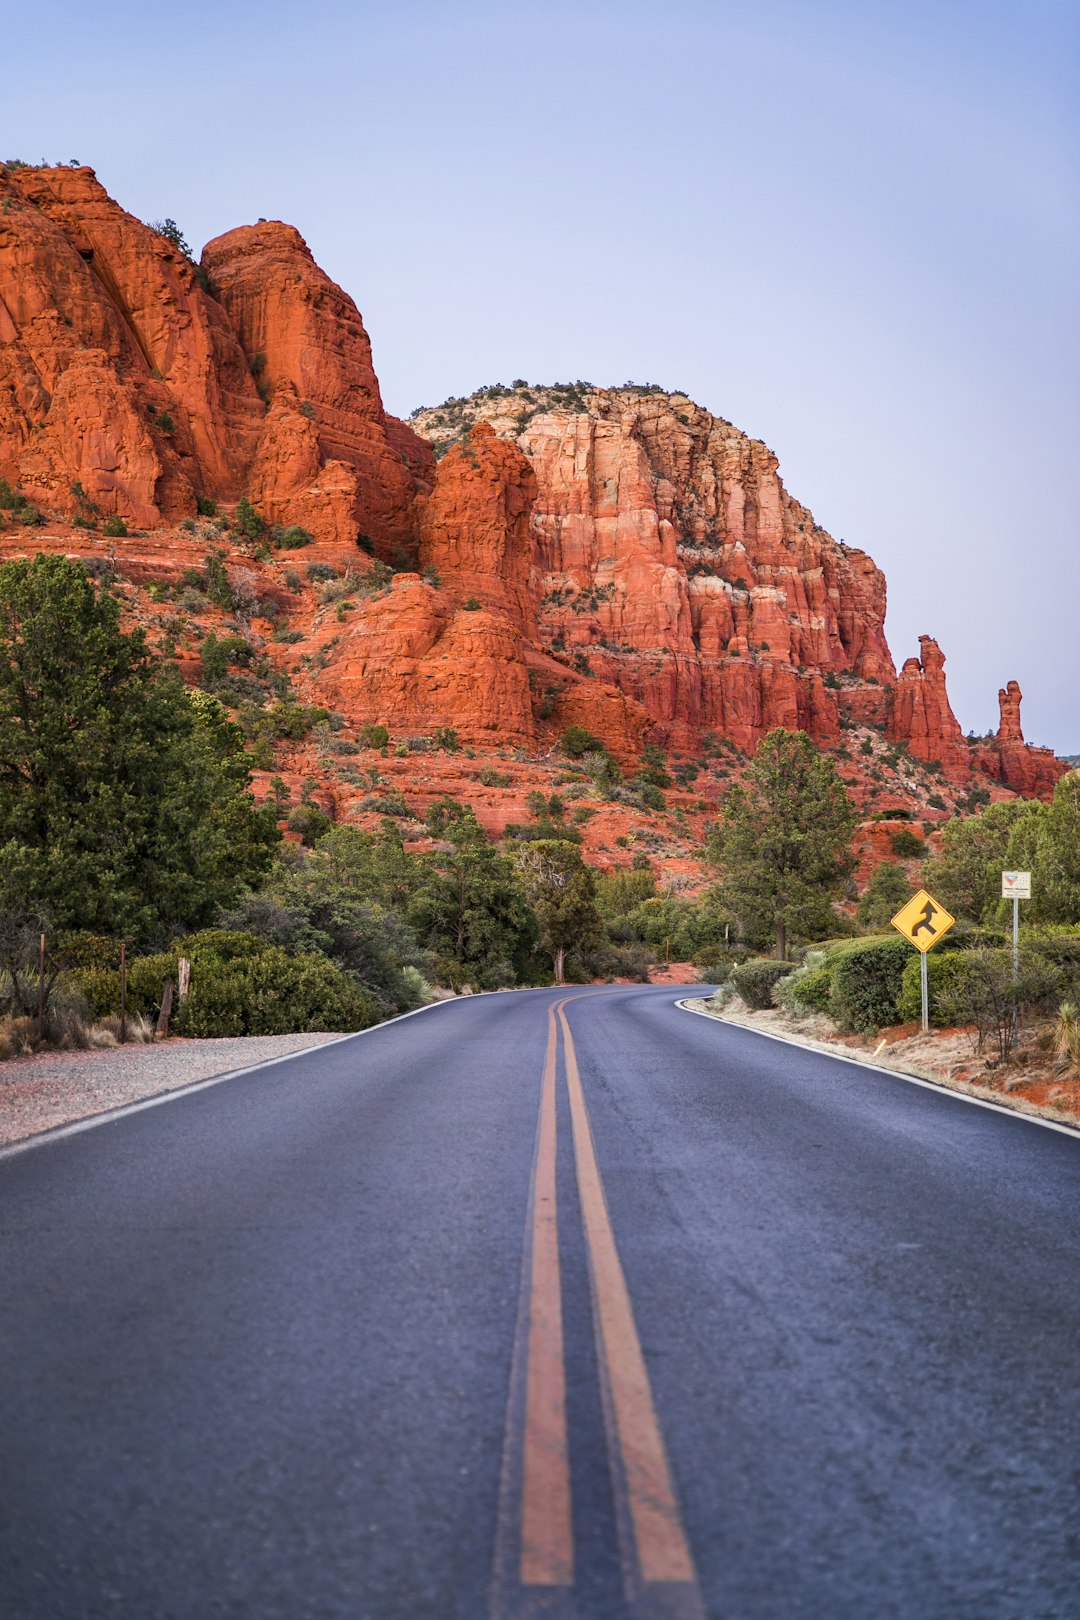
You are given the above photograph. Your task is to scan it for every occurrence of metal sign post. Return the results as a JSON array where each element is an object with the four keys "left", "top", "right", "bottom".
[
  {"left": 1002, "top": 872, "right": 1031, "bottom": 1046},
  {"left": 891, "top": 888, "right": 956, "bottom": 1033}
]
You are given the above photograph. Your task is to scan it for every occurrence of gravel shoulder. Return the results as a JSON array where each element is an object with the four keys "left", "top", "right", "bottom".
[{"left": 0, "top": 1034, "right": 341, "bottom": 1149}]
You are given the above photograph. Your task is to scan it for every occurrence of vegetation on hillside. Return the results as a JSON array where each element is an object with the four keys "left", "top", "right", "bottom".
[{"left": 0, "top": 559, "right": 1074, "bottom": 1066}]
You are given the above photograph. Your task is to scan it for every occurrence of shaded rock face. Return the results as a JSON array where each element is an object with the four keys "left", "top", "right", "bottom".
[
  {"left": 418, "top": 422, "right": 539, "bottom": 635},
  {"left": 202, "top": 222, "right": 433, "bottom": 560}
]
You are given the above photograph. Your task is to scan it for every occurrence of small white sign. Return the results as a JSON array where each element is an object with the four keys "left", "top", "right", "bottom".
[{"left": 1002, "top": 870, "right": 1031, "bottom": 899}]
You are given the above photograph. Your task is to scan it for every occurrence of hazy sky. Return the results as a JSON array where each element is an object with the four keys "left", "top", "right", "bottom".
[{"left": 7, "top": 0, "right": 1078, "bottom": 750}]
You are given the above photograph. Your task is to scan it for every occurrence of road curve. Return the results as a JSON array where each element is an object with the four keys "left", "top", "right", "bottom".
[{"left": 1, "top": 985, "right": 1078, "bottom": 1619}]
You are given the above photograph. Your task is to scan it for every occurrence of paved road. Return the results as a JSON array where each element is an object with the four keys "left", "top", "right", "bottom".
[{"left": 1, "top": 986, "right": 1078, "bottom": 1620}]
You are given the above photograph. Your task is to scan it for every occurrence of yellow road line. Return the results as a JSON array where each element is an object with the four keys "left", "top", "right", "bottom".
[
  {"left": 558, "top": 999, "right": 704, "bottom": 1609},
  {"left": 491, "top": 1004, "right": 574, "bottom": 1616},
  {"left": 520, "top": 1004, "right": 573, "bottom": 1586}
]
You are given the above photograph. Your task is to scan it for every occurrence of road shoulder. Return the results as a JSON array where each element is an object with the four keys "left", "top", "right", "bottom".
[{"left": 679, "top": 997, "right": 1080, "bottom": 1137}]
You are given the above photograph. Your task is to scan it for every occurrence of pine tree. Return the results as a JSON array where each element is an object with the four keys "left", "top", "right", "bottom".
[
  {"left": 0, "top": 555, "right": 277, "bottom": 942},
  {"left": 715, "top": 728, "right": 856, "bottom": 959},
  {"left": 515, "top": 838, "right": 603, "bottom": 983}
]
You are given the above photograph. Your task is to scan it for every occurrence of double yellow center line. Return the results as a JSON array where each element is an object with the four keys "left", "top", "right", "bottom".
[{"left": 493, "top": 995, "right": 704, "bottom": 1618}]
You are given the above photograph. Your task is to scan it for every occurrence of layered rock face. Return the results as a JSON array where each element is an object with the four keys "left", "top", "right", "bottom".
[
  {"left": 0, "top": 167, "right": 430, "bottom": 546},
  {"left": 313, "top": 575, "right": 536, "bottom": 747},
  {"left": 412, "top": 387, "right": 893, "bottom": 751},
  {"left": 0, "top": 165, "right": 1065, "bottom": 805},
  {"left": 417, "top": 421, "right": 539, "bottom": 634},
  {"left": 410, "top": 385, "right": 1065, "bottom": 796},
  {"left": 202, "top": 222, "right": 432, "bottom": 559},
  {"left": 0, "top": 165, "right": 263, "bottom": 518}
]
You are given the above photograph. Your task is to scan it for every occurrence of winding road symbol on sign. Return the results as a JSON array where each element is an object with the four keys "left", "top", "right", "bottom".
[
  {"left": 912, "top": 900, "right": 939, "bottom": 939},
  {"left": 891, "top": 888, "right": 956, "bottom": 954}
]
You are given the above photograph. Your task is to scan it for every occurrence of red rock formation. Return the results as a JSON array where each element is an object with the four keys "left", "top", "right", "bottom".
[
  {"left": 314, "top": 575, "right": 536, "bottom": 746},
  {"left": 886, "top": 635, "right": 967, "bottom": 771},
  {"left": 410, "top": 388, "right": 891, "bottom": 752},
  {"left": 202, "top": 222, "right": 432, "bottom": 558},
  {"left": 0, "top": 166, "right": 1066, "bottom": 810},
  {"left": 418, "top": 422, "right": 539, "bottom": 634},
  {"left": 974, "top": 680, "right": 1068, "bottom": 799},
  {"left": 0, "top": 165, "right": 263, "bottom": 516}
]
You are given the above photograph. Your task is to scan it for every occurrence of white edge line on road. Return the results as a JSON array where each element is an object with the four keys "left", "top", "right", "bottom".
[
  {"left": 676, "top": 999, "right": 1080, "bottom": 1142},
  {"left": 0, "top": 989, "right": 537, "bottom": 1164}
]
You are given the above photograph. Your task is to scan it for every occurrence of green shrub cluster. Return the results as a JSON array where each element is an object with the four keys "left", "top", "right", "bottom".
[
  {"left": 730, "top": 958, "right": 795, "bottom": 1010},
  {"left": 73, "top": 930, "right": 380, "bottom": 1037},
  {"left": 828, "top": 937, "right": 910, "bottom": 1032}
]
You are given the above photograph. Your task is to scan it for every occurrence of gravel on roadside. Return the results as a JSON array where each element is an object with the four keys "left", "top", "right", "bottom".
[{"left": 0, "top": 1033, "right": 341, "bottom": 1149}]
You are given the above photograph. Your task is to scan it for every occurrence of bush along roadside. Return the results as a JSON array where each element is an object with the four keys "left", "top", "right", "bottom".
[
  {"left": 721, "top": 928, "right": 1080, "bottom": 1078},
  {"left": 72, "top": 930, "right": 381, "bottom": 1038}
]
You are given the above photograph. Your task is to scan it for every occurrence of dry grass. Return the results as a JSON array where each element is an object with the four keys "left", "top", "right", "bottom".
[{"left": 0, "top": 1009, "right": 156, "bottom": 1062}]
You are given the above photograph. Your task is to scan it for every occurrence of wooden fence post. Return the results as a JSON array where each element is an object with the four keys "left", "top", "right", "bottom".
[
  {"left": 37, "top": 932, "right": 46, "bottom": 1041},
  {"left": 119, "top": 943, "right": 127, "bottom": 1044},
  {"left": 156, "top": 978, "right": 174, "bottom": 1041}
]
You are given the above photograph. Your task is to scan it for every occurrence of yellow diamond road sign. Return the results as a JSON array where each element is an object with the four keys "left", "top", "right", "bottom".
[{"left": 891, "top": 888, "right": 956, "bottom": 953}]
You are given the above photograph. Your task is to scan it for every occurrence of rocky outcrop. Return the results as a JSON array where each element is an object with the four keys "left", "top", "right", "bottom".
[
  {"left": 410, "top": 387, "right": 893, "bottom": 752},
  {"left": 313, "top": 575, "right": 536, "bottom": 746},
  {"left": 202, "top": 222, "right": 432, "bottom": 558},
  {"left": 974, "top": 680, "right": 1068, "bottom": 799},
  {"left": 418, "top": 422, "right": 539, "bottom": 634},
  {"left": 0, "top": 166, "right": 1066, "bottom": 806},
  {"left": 0, "top": 165, "right": 263, "bottom": 516},
  {"left": 886, "top": 635, "right": 967, "bottom": 772}
]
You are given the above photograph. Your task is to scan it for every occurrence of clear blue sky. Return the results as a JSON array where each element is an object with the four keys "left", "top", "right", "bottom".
[{"left": 8, "top": 0, "right": 1078, "bottom": 750}]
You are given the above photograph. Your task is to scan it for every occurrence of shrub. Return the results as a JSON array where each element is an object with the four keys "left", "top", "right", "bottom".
[
  {"left": 561, "top": 725, "right": 604, "bottom": 759},
  {"left": 359, "top": 723, "right": 390, "bottom": 749},
  {"left": 307, "top": 562, "right": 338, "bottom": 583},
  {"left": 780, "top": 963, "right": 834, "bottom": 1015},
  {"left": 101, "top": 515, "right": 128, "bottom": 538},
  {"left": 1052, "top": 1002, "right": 1080, "bottom": 1068},
  {"left": 937, "top": 947, "right": 1062, "bottom": 1061},
  {"left": 730, "top": 958, "right": 796, "bottom": 1011},
  {"left": 434, "top": 726, "right": 460, "bottom": 753},
  {"left": 271, "top": 525, "right": 313, "bottom": 550},
  {"left": 287, "top": 800, "right": 334, "bottom": 846},
  {"left": 890, "top": 828, "right": 926, "bottom": 858},
  {"left": 233, "top": 498, "right": 263, "bottom": 544},
  {"left": 829, "top": 937, "right": 910, "bottom": 1032},
  {"left": 76, "top": 931, "right": 379, "bottom": 1037},
  {"left": 196, "top": 495, "right": 217, "bottom": 517}
]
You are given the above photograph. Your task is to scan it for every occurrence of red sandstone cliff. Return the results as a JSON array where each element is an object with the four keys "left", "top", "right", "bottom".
[
  {"left": 202, "top": 222, "right": 433, "bottom": 559},
  {"left": 0, "top": 165, "right": 263, "bottom": 519},
  {"left": 0, "top": 164, "right": 1066, "bottom": 808}
]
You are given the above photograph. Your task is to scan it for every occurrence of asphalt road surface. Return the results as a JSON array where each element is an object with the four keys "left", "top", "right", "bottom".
[{"left": 2, "top": 986, "right": 1078, "bottom": 1620}]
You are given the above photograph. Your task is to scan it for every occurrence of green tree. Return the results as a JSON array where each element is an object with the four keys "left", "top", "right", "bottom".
[
  {"left": 714, "top": 728, "right": 856, "bottom": 959},
  {"left": 1025, "top": 773, "right": 1080, "bottom": 924},
  {"left": 515, "top": 838, "right": 603, "bottom": 983},
  {"left": 412, "top": 800, "right": 537, "bottom": 989},
  {"left": 0, "top": 556, "right": 277, "bottom": 943},
  {"left": 924, "top": 799, "right": 1043, "bottom": 922},
  {"left": 856, "top": 861, "right": 912, "bottom": 929},
  {"left": 225, "top": 827, "right": 430, "bottom": 1014}
]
